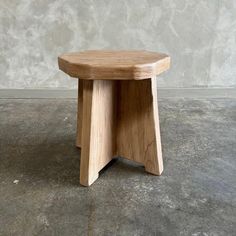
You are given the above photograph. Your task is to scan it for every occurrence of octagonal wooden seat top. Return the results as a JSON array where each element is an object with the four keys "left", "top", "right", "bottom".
[
  {"left": 58, "top": 50, "right": 170, "bottom": 80},
  {"left": 58, "top": 50, "right": 171, "bottom": 186}
]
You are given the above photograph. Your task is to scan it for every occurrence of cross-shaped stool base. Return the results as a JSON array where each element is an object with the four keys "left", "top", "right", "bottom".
[{"left": 76, "top": 78, "right": 163, "bottom": 186}]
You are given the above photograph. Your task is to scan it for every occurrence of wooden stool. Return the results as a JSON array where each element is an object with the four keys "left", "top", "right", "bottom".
[{"left": 58, "top": 50, "right": 170, "bottom": 186}]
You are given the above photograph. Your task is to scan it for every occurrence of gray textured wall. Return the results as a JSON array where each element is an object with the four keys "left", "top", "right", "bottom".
[{"left": 0, "top": 0, "right": 236, "bottom": 89}]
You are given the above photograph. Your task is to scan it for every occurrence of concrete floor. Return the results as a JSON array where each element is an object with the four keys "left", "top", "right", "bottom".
[{"left": 0, "top": 98, "right": 235, "bottom": 236}]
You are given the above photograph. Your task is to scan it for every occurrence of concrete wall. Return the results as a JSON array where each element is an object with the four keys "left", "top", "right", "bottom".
[{"left": 0, "top": 0, "right": 236, "bottom": 89}]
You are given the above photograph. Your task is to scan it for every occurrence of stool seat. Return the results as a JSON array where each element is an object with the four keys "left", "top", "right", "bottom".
[{"left": 58, "top": 50, "right": 170, "bottom": 80}]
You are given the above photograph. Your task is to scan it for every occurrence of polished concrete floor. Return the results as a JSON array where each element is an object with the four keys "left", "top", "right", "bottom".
[{"left": 0, "top": 98, "right": 235, "bottom": 236}]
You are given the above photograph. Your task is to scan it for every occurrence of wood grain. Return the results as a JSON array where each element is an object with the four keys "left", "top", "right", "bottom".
[
  {"left": 116, "top": 78, "right": 163, "bottom": 175},
  {"left": 79, "top": 78, "right": 163, "bottom": 186},
  {"left": 79, "top": 79, "right": 116, "bottom": 186},
  {"left": 76, "top": 79, "right": 83, "bottom": 148},
  {"left": 58, "top": 50, "right": 170, "bottom": 80}
]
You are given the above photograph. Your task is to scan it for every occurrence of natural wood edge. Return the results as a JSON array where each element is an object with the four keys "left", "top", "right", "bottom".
[
  {"left": 76, "top": 79, "right": 83, "bottom": 148},
  {"left": 58, "top": 52, "right": 170, "bottom": 80},
  {"left": 144, "top": 77, "right": 163, "bottom": 175},
  {"left": 79, "top": 80, "right": 94, "bottom": 186}
]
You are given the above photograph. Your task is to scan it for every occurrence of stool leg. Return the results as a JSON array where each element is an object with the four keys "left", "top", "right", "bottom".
[
  {"left": 76, "top": 79, "right": 83, "bottom": 148},
  {"left": 116, "top": 77, "right": 163, "bottom": 175},
  {"left": 80, "top": 80, "right": 116, "bottom": 186}
]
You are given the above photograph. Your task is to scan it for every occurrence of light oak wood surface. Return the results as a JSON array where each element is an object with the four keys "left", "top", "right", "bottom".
[
  {"left": 77, "top": 79, "right": 163, "bottom": 186},
  {"left": 58, "top": 50, "right": 170, "bottom": 186},
  {"left": 58, "top": 50, "right": 170, "bottom": 80},
  {"left": 116, "top": 78, "right": 163, "bottom": 175},
  {"left": 79, "top": 80, "right": 116, "bottom": 186},
  {"left": 76, "top": 79, "right": 83, "bottom": 148}
]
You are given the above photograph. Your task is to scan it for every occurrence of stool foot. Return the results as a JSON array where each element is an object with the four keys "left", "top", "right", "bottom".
[
  {"left": 116, "top": 78, "right": 163, "bottom": 176},
  {"left": 79, "top": 79, "right": 116, "bottom": 186}
]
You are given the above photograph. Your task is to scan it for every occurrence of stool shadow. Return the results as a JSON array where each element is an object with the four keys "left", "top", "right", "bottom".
[
  {"left": 4, "top": 135, "right": 148, "bottom": 187},
  {"left": 3, "top": 136, "right": 81, "bottom": 187}
]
